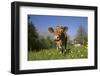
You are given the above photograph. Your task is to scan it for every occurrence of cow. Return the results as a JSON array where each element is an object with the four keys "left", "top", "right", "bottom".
[{"left": 48, "top": 26, "right": 68, "bottom": 54}]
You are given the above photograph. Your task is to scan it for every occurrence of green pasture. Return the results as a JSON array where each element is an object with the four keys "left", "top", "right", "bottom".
[{"left": 28, "top": 45, "right": 87, "bottom": 61}]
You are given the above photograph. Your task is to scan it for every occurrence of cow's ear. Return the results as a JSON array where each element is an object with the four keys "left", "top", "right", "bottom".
[
  {"left": 63, "top": 26, "right": 68, "bottom": 32},
  {"left": 48, "top": 27, "right": 54, "bottom": 33}
]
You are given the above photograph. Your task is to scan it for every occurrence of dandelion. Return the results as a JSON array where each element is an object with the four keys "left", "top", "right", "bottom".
[
  {"left": 71, "top": 55, "right": 74, "bottom": 58},
  {"left": 81, "top": 54, "right": 84, "bottom": 57},
  {"left": 78, "top": 50, "right": 80, "bottom": 53},
  {"left": 71, "top": 51, "right": 73, "bottom": 53}
]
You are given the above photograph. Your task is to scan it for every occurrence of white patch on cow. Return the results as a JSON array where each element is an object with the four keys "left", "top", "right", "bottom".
[{"left": 54, "top": 35, "right": 58, "bottom": 40}]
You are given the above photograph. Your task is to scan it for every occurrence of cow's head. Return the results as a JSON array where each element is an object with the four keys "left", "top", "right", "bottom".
[{"left": 48, "top": 26, "right": 68, "bottom": 50}]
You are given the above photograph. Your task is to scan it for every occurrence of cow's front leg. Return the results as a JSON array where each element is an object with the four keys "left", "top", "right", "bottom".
[
  {"left": 56, "top": 45, "right": 62, "bottom": 54},
  {"left": 56, "top": 46, "right": 59, "bottom": 50},
  {"left": 56, "top": 40, "right": 64, "bottom": 54},
  {"left": 58, "top": 45, "right": 65, "bottom": 54}
]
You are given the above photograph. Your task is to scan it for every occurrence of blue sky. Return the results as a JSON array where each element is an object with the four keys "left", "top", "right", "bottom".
[{"left": 29, "top": 15, "right": 88, "bottom": 40}]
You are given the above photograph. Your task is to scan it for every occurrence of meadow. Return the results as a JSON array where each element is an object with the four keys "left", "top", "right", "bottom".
[{"left": 28, "top": 45, "right": 88, "bottom": 61}]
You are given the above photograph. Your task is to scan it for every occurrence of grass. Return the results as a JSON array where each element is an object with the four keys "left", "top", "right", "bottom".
[{"left": 28, "top": 45, "right": 88, "bottom": 61}]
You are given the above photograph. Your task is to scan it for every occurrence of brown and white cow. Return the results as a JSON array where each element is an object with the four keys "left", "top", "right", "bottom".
[{"left": 48, "top": 26, "right": 68, "bottom": 53}]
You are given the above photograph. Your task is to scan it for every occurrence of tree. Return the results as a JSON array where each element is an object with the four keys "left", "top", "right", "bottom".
[
  {"left": 28, "top": 16, "right": 39, "bottom": 51},
  {"left": 74, "top": 25, "right": 87, "bottom": 45},
  {"left": 28, "top": 16, "right": 54, "bottom": 51}
]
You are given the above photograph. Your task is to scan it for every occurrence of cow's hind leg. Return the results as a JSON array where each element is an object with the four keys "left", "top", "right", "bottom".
[{"left": 63, "top": 38, "right": 68, "bottom": 54}]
